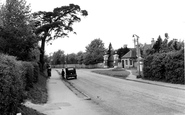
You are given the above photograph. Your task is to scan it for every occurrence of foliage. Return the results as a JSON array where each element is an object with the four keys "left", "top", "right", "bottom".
[
  {"left": 143, "top": 49, "right": 184, "bottom": 84},
  {"left": 22, "top": 61, "right": 34, "bottom": 90},
  {"left": 32, "top": 4, "right": 88, "bottom": 71},
  {"left": 107, "top": 43, "right": 114, "bottom": 67},
  {"left": 145, "top": 34, "right": 184, "bottom": 56},
  {"left": 67, "top": 53, "right": 78, "bottom": 64},
  {"left": 117, "top": 46, "right": 130, "bottom": 60},
  {"left": 153, "top": 35, "right": 162, "bottom": 53},
  {"left": 164, "top": 49, "right": 184, "bottom": 84},
  {"left": 76, "top": 51, "right": 85, "bottom": 64},
  {"left": 31, "top": 62, "right": 40, "bottom": 83},
  {"left": 83, "top": 38, "right": 105, "bottom": 65},
  {"left": 0, "top": 0, "right": 38, "bottom": 61},
  {"left": 0, "top": 54, "right": 25, "bottom": 115},
  {"left": 27, "top": 71, "right": 48, "bottom": 104},
  {"left": 51, "top": 50, "right": 65, "bottom": 65},
  {"left": 29, "top": 47, "right": 40, "bottom": 62}
]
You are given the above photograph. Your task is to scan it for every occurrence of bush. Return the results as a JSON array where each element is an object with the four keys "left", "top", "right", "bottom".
[
  {"left": 0, "top": 54, "right": 25, "bottom": 115},
  {"left": 31, "top": 62, "right": 40, "bottom": 83},
  {"left": 150, "top": 53, "right": 166, "bottom": 81},
  {"left": 164, "top": 50, "right": 184, "bottom": 84},
  {"left": 143, "top": 49, "right": 184, "bottom": 84},
  {"left": 143, "top": 55, "right": 154, "bottom": 80},
  {"left": 22, "top": 62, "right": 34, "bottom": 91}
]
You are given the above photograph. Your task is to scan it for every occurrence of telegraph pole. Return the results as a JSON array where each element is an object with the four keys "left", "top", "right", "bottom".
[{"left": 133, "top": 34, "right": 141, "bottom": 77}]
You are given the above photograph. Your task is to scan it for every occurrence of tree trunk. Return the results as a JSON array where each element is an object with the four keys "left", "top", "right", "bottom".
[{"left": 40, "top": 37, "right": 46, "bottom": 72}]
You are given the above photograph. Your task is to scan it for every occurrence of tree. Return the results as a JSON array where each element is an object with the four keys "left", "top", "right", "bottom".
[
  {"left": 0, "top": 0, "right": 38, "bottom": 61},
  {"left": 76, "top": 51, "right": 84, "bottom": 64},
  {"left": 51, "top": 50, "right": 65, "bottom": 65},
  {"left": 67, "top": 53, "right": 78, "bottom": 64},
  {"left": 107, "top": 43, "right": 114, "bottom": 67},
  {"left": 153, "top": 35, "right": 162, "bottom": 53},
  {"left": 83, "top": 38, "right": 105, "bottom": 65},
  {"left": 117, "top": 46, "right": 130, "bottom": 60},
  {"left": 32, "top": 4, "right": 88, "bottom": 71}
]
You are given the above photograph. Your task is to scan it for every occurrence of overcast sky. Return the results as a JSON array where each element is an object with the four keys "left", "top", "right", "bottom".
[{"left": 25, "top": 0, "right": 185, "bottom": 55}]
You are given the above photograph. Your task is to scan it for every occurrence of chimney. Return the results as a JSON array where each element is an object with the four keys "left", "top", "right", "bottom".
[{"left": 123, "top": 44, "right": 127, "bottom": 48}]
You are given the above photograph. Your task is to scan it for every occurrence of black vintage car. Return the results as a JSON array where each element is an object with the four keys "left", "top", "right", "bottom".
[{"left": 65, "top": 67, "right": 77, "bottom": 80}]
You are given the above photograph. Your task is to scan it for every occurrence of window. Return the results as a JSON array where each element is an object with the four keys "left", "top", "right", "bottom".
[
  {"left": 125, "top": 60, "right": 128, "bottom": 65},
  {"left": 130, "top": 60, "right": 132, "bottom": 65}
]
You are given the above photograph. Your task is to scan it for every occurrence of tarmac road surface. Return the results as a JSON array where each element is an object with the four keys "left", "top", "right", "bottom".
[{"left": 67, "top": 69, "right": 185, "bottom": 115}]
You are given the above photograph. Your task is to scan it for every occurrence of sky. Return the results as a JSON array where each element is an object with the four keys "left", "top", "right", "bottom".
[{"left": 25, "top": 0, "right": 185, "bottom": 55}]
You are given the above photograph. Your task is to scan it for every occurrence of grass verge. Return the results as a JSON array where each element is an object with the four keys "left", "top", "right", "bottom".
[
  {"left": 18, "top": 71, "right": 48, "bottom": 115},
  {"left": 92, "top": 68, "right": 130, "bottom": 79},
  {"left": 27, "top": 71, "right": 48, "bottom": 104},
  {"left": 18, "top": 105, "right": 45, "bottom": 115}
]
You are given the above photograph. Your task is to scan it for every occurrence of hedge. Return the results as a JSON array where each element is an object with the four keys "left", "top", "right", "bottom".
[
  {"left": 22, "top": 62, "right": 34, "bottom": 91},
  {"left": 143, "top": 49, "right": 184, "bottom": 84},
  {"left": 31, "top": 62, "right": 39, "bottom": 83},
  {"left": 164, "top": 49, "right": 184, "bottom": 84},
  {"left": 0, "top": 54, "right": 25, "bottom": 115},
  {"left": 0, "top": 54, "right": 41, "bottom": 115}
]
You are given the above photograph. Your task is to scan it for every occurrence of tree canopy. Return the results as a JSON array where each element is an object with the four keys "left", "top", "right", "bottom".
[
  {"left": 0, "top": 0, "right": 38, "bottom": 61},
  {"left": 117, "top": 46, "right": 130, "bottom": 60},
  {"left": 83, "top": 38, "right": 105, "bottom": 65},
  {"left": 32, "top": 4, "right": 88, "bottom": 70},
  {"left": 51, "top": 50, "right": 65, "bottom": 65}
]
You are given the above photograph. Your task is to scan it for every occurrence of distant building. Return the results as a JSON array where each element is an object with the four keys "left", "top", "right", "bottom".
[
  {"left": 120, "top": 38, "right": 155, "bottom": 69},
  {"left": 121, "top": 48, "right": 137, "bottom": 68}
]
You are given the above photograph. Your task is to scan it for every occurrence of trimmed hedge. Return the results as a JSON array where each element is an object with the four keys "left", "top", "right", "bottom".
[
  {"left": 143, "top": 49, "right": 184, "bottom": 84},
  {"left": 31, "top": 62, "right": 40, "bottom": 83},
  {"left": 164, "top": 49, "right": 184, "bottom": 84},
  {"left": 0, "top": 54, "right": 41, "bottom": 115},
  {"left": 22, "top": 62, "right": 34, "bottom": 91},
  {"left": 0, "top": 54, "right": 25, "bottom": 115}
]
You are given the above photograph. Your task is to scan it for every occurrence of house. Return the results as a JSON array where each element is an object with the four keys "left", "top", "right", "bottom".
[
  {"left": 121, "top": 48, "right": 137, "bottom": 68},
  {"left": 121, "top": 38, "right": 155, "bottom": 69}
]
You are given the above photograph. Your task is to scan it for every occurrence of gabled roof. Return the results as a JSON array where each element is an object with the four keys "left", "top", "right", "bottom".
[{"left": 122, "top": 48, "right": 137, "bottom": 59}]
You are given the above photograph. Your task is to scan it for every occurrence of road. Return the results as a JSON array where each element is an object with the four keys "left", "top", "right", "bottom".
[{"left": 67, "top": 69, "right": 185, "bottom": 115}]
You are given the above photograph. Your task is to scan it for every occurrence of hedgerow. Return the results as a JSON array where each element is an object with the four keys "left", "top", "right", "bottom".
[
  {"left": 0, "top": 53, "right": 45, "bottom": 115},
  {"left": 0, "top": 54, "right": 25, "bottom": 115},
  {"left": 143, "top": 49, "right": 184, "bottom": 84},
  {"left": 31, "top": 62, "right": 40, "bottom": 83},
  {"left": 22, "top": 62, "right": 34, "bottom": 91}
]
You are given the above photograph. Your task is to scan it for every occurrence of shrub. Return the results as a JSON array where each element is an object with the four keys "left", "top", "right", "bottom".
[
  {"left": 143, "top": 54, "right": 154, "bottom": 80},
  {"left": 22, "top": 62, "right": 34, "bottom": 91},
  {"left": 143, "top": 49, "right": 184, "bottom": 84},
  {"left": 31, "top": 62, "right": 40, "bottom": 83},
  {"left": 164, "top": 50, "right": 184, "bottom": 84},
  {"left": 151, "top": 53, "right": 166, "bottom": 81},
  {"left": 0, "top": 54, "right": 25, "bottom": 115}
]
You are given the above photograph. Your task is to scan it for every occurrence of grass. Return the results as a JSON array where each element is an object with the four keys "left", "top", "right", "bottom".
[
  {"left": 18, "top": 105, "right": 45, "bottom": 115},
  {"left": 18, "top": 70, "right": 48, "bottom": 115},
  {"left": 27, "top": 71, "right": 48, "bottom": 104},
  {"left": 92, "top": 67, "right": 130, "bottom": 79}
]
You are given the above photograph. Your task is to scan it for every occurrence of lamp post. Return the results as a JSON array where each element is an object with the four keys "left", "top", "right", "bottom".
[{"left": 133, "top": 34, "right": 141, "bottom": 77}]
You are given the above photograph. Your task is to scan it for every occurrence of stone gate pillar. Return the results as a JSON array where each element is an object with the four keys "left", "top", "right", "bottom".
[
  {"left": 113, "top": 51, "right": 119, "bottom": 68},
  {"left": 103, "top": 54, "right": 108, "bottom": 68}
]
